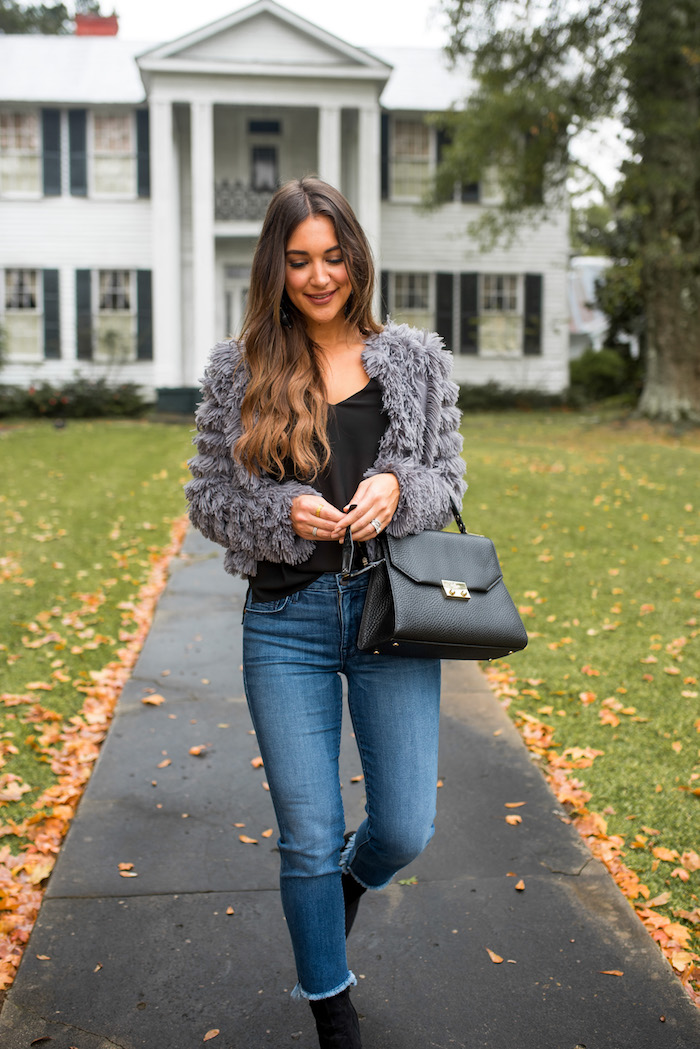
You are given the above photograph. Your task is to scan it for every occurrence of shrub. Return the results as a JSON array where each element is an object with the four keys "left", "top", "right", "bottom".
[
  {"left": 457, "top": 381, "right": 567, "bottom": 413},
  {"left": 0, "top": 378, "right": 153, "bottom": 419},
  {"left": 569, "top": 347, "right": 630, "bottom": 402}
]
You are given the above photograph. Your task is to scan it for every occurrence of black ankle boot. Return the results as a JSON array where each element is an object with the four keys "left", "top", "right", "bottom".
[
  {"left": 309, "top": 986, "right": 362, "bottom": 1049},
  {"left": 342, "top": 871, "right": 367, "bottom": 938}
]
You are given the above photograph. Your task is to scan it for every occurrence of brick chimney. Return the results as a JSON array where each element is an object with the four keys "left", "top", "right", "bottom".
[{"left": 75, "top": 13, "right": 119, "bottom": 36}]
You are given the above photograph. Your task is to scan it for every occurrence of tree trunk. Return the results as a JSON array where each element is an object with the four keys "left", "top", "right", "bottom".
[{"left": 631, "top": 0, "right": 700, "bottom": 421}]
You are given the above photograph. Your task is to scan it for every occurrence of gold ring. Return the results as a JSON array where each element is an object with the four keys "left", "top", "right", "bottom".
[{"left": 315, "top": 505, "right": 323, "bottom": 517}]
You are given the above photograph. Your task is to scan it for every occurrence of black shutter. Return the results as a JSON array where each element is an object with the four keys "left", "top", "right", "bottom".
[
  {"left": 523, "top": 273, "right": 543, "bottom": 355},
  {"left": 436, "top": 272, "right": 454, "bottom": 350},
  {"left": 459, "top": 273, "right": 479, "bottom": 354},
  {"left": 76, "top": 269, "right": 92, "bottom": 359},
  {"left": 42, "top": 110, "right": 61, "bottom": 196},
  {"left": 380, "top": 270, "right": 390, "bottom": 321},
  {"left": 136, "top": 109, "right": 150, "bottom": 198},
  {"left": 43, "top": 269, "right": 60, "bottom": 358},
  {"left": 380, "top": 113, "right": 389, "bottom": 201},
  {"left": 69, "top": 110, "right": 87, "bottom": 197},
  {"left": 136, "top": 270, "right": 153, "bottom": 360}
]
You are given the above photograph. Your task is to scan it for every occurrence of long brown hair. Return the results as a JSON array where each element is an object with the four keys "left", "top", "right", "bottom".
[{"left": 234, "top": 177, "right": 382, "bottom": 480}]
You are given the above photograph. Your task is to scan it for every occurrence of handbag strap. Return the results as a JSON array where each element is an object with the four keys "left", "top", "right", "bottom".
[{"left": 341, "top": 496, "right": 467, "bottom": 579}]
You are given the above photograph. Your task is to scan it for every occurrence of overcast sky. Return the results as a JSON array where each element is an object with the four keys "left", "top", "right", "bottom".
[{"left": 108, "top": 0, "right": 450, "bottom": 48}]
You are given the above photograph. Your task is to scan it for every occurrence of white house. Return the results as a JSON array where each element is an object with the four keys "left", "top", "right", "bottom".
[{"left": 0, "top": 0, "right": 570, "bottom": 406}]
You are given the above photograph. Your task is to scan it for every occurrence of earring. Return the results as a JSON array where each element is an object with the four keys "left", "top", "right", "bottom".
[{"left": 279, "top": 301, "right": 292, "bottom": 329}]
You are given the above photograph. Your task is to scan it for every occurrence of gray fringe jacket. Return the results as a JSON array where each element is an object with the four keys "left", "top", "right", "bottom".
[{"left": 185, "top": 321, "right": 467, "bottom": 578}]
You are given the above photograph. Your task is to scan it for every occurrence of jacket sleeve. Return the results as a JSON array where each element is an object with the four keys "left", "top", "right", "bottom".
[
  {"left": 184, "top": 341, "right": 322, "bottom": 576},
  {"left": 367, "top": 330, "right": 467, "bottom": 537}
]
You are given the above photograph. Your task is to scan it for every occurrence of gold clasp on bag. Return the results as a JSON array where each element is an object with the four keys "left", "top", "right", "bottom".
[{"left": 441, "top": 579, "right": 471, "bottom": 600}]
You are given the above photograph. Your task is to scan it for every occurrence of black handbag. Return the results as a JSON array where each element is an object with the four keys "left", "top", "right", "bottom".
[{"left": 345, "top": 502, "right": 528, "bottom": 661}]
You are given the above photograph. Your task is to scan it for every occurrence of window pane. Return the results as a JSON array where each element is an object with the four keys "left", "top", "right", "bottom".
[
  {"left": 94, "top": 115, "right": 131, "bottom": 152},
  {"left": 93, "top": 114, "right": 134, "bottom": 194},
  {"left": 96, "top": 313, "right": 134, "bottom": 362},
  {"left": 390, "top": 119, "right": 431, "bottom": 199},
  {"left": 251, "top": 146, "right": 277, "bottom": 191},
  {"left": 5, "top": 269, "right": 38, "bottom": 309},
  {"left": 482, "top": 275, "right": 518, "bottom": 313},
  {"left": 99, "top": 270, "right": 131, "bottom": 311},
  {"left": 0, "top": 112, "right": 41, "bottom": 192},
  {"left": 94, "top": 156, "right": 134, "bottom": 194},
  {"left": 392, "top": 273, "right": 431, "bottom": 329}
]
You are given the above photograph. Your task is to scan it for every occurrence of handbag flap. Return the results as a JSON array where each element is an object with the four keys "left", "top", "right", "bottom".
[{"left": 384, "top": 531, "right": 503, "bottom": 592}]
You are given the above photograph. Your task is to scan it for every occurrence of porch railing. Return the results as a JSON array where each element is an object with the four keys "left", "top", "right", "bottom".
[{"left": 214, "top": 180, "right": 274, "bottom": 221}]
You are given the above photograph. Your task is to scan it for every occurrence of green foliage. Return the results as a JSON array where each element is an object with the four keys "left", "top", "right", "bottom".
[
  {"left": 0, "top": 378, "right": 154, "bottom": 419},
  {"left": 0, "top": 0, "right": 71, "bottom": 33},
  {"left": 569, "top": 348, "right": 631, "bottom": 401},
  {"left": 457, "top": 381, "right": 567, "bottom": 412}
]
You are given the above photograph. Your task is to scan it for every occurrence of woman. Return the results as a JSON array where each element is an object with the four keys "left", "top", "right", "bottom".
[{"left": 186, "top": 177, "right": 466, "bottom": 1049}]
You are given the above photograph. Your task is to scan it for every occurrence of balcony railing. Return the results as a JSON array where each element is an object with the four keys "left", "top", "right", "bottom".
[{"left": 214, "top": 180, "right": 274, "bottom": 221}]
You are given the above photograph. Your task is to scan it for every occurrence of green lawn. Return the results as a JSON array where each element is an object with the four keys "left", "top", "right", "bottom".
[
  {"left": 461, "top": 411, "right": 699, "bottom": 986},
  {"left": 0, "top": 419, "right": 193, "bottom": 834}
]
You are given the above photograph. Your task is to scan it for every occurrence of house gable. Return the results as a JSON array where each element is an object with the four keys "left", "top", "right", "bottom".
[{"left": 138, "top": 0, "right": 391, "bottom": 80}]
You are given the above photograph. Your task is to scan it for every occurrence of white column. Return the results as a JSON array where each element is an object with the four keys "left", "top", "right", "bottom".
[
  {"left": 150, "top": 99, "right": 182, "bottom": 388},
  {"left": 318, "top": 105, "right": 342, "bottom": 188},
  {"left": 357, "top": 106, "right": 382, "bottom": 302},
  {"left": 190, "top": 99, "right": 217, "bottom": 385}
]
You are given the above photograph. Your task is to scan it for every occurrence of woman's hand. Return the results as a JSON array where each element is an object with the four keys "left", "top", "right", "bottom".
[
  {"left": 291, "top": 495, "right": 345, "bottom": 541},
  {"left": 330, "top": 473, "right": 400, "bottom": 542}
]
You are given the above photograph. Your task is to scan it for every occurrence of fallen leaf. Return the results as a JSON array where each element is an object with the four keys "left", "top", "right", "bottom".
[
  {"left": 251, "top": 756, "right": 264, "bottom": 768},
  {"left": 505, "top": 814, "right": 523, "bottom": 826},
  {"left": 350, "top": 775, "right": 364, "bottom": 783},
  {"left": 652, "top": 846, "right": 679, "bottom": 863},
  {"left": 261, "top": 828, "right": 274, "bottom": 838},
  {"left": 142, "top": 693, "right": 166, "bottom": 706},
  {"left": 486, "top": 948, "right": 503, "bottom": 964},
  {"left": 118, "top": 862, "right": 134, "bottom": 871},
  {"left": 189, "top": 745, "right": 208, "bottom": 757},
  {"left": 226, "top": 907, "right": 234, "bottom": 915},
  {"left": 119, "top": 871, "right": 138, "bottom": 878},
  {"left": 515, "top": 880, "right": 525, "bottom": 891},
  {"left": 157, "top": 758, "right": 171, "bottom": 769},
  {"left": 600, "top": 969, "right": 624, "bottom": 977},
  {"left": 203, "top": 1031, "right": 220, "bottom": 1042},
  {"left": 239, "top": 835, "right": 258, "bottom": 845},
  {"left": 233, "top": 822, "right": 245, "bottom": 828},
  {"left": 504, "top": 802, "right": 526, "bottom": 808},
  {"left": 36, "top": 954, "right": 51, "bottom": 961}
]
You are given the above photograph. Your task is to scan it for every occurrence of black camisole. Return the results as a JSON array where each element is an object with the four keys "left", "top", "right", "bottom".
[{"left": 250, "top": 377, "right": 386, "bottom": 602}]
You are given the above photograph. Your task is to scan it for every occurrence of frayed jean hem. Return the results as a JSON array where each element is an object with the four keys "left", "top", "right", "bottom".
[
  {"left": 291, "top": 971, "right": 357, "bottom": 1002},
  {"left": 339, "top": 831, "right": 396, "bottom": 892}
]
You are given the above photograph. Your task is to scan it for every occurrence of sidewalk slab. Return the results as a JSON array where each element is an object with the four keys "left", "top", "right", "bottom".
[{"left": 1, "top": 530, "right": 698, "bottom": 1049}]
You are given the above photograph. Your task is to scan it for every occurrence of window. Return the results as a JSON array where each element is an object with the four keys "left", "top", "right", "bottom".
[
  {"left": 93, "top": 114, "right": 135, "bottom": 195},
  {"left": 3, "top": 269, "right": 42, "bottom": 358},
  {"left": 482, "top": 275, "right": 518, "bottom": 314},
  {"left": 480, "top": 274, "right": 521, "bottom": 356},
  {"left": 96, "top": 269, "right": 134, "bottom": 360},
  {"left": 392, "top": 273, "right": 433, "bottom": 330},
  {"left": 251, "top": 146, "right": 278, "bottom": 192},
  {"left": 390, "top": 119, "right": 431, "bottom": 200},
  {"left": 0, "top": 111, "right": 41, "bottom": 193}
]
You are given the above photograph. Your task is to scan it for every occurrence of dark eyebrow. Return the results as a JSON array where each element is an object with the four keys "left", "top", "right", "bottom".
[{"left": 285, "top": 244, "right": 342, "bottom": 256}]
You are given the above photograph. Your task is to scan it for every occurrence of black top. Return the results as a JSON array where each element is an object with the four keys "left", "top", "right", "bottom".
[{"left": 250, "top": 377, "right": 386, "bottom": 602}]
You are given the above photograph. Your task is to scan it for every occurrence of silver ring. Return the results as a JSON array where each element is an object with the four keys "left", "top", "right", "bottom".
[
  {"left": 371, "top": 518, "right": 382, "bottom": 535},
  {"left": 312, "top": 526, "right": 318, "bottom": 537}
]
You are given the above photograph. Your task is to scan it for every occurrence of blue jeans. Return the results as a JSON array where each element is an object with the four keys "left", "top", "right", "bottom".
[{"left": 242, "top": 571, "right": 441, "bottom": 1000}]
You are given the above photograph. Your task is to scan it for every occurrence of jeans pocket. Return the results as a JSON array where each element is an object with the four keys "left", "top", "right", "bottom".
[{"left": 245, "top": 592, "right": 290, "bottom": 615}]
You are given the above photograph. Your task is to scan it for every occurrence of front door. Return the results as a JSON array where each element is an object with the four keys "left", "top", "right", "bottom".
[{"left": 224, "top": 266, "right": 250, "bottom": 341}]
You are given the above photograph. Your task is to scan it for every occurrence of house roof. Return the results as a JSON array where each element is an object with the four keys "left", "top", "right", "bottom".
[
  {"left": 0, "top": 37, "right": 148, "bottom": 105},
  {"left": 374, "top": 47, "right": 472, "bottom": 111},
  {"left": 0, "top": 8, "right": 468, "bottom": 109}
]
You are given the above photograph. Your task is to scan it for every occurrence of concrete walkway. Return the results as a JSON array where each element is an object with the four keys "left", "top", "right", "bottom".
[{"left": 1, "top": 529, "right": 698, "bottom": 1049}]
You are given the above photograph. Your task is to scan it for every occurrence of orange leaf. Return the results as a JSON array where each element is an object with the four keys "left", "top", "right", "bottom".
[
  {"left": 204, "top": 1031, "right": 220, "bottom": 1042},
  {"left": 119, "top": 871, "right": 138, "bottom": 878},
  {"left": 652, "top": 846, "right": 679, "bottom": 863},
  {"left": 515, "top": 880, "right": 525, "bottom": 891},
  {"left": 261, "top": 828, "right": 274, "bottom": 838},
  {"left": 189, "top": 745, "right": 208, "bottom": 757},
  {"left": 118, "top": 862, "right": 134, "bottom": 871},
  {"left": 157, "top": 759, "right": 171, "bottom": 769},
  {"left": 239, "top": 835, "right": 258, "bottom": 845},
  {"left": 600, "top": 970, "right": 624, "bottom": 977},
  {"left": 251, "top": 756, "right": 264, "bottom": 768},
  {"left": 142, "top": 694, "right": 166, "bottom": 706},
  {"left": 486, "top": 948, "right": 503, "bottom": 964},
  {"left": 504, "top": 802, "right": 526, "bottom": 808},
  {"left": 505, "top": 814, "right": 523, "bottom": 826},
  {"left": 226, "top": 907, "right": 234, "bottom": 915},
  {"left": 36, "top": 955, "right": 51, "bottom": 961}
]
